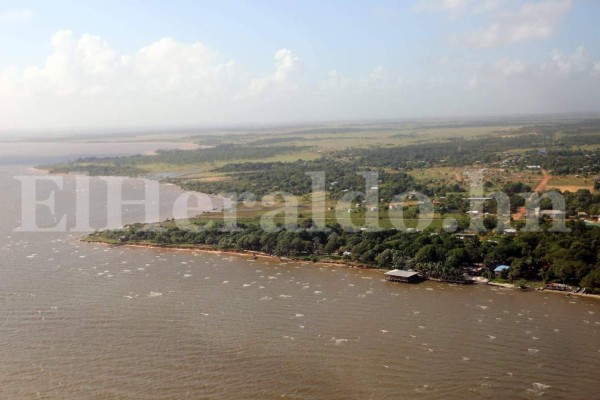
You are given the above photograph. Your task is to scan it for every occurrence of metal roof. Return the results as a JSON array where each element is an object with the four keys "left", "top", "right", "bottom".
[{"left": 384, "top": 269, "right": 419, "bottom": 278}]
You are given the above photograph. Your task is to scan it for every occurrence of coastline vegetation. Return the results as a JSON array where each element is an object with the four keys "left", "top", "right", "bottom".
[
  {"left": 42, "top": 117, "right": 600, "bottom": 291},
  {"left": 86, "top": 219, "right": 600, "bottom": 290}
]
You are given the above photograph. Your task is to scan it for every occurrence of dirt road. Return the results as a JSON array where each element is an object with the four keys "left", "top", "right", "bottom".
[{"left": 512, "top": 169, "right": 550, "bottom": 221}]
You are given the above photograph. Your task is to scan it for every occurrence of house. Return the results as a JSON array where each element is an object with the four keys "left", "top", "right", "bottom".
[
  {"left": 384, "top": 269, "right": 421, "bottom": 283},
  {"left": 455, "top": 233, "right": 476, "bottom": 239},
  {"left": 539, "top": 210, "right": 565, "bottom": 218},
  {"left": 494, "top": 265, "right": 510, "bottom": 276}
]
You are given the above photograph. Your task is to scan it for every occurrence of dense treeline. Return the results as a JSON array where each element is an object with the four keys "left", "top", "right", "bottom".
[
  {"left": 248, "top": 137, "right": 310, "bottom": 145},
  {"left": 42, "top": 144, "right": 311, "bottom": 175},
  {"left": 563, "top": 190, "right": 600, "bottom": 216},
  {"left": 90, "top": 220, "right": 600, "bottom": 290},
  {"left": 518, "top": 118, "right": 600, "bottom": 146},
  {"left": 48, "top": 164, "right": 147, "bottom": 176},
  {"left": 178, "top": 158, "right": 463, "bottom": 201},
  {"left": 145, "top": 145, "right": 310, "bottom": 165},
  {"left": 344, "top": 134, "right": 548, "bottom": 169},
  {"left": 344, "top": 119, "right": 600, "bottom": 172},
  {"left": 511, "top": 149, "right": 600, "bottom": 175}
]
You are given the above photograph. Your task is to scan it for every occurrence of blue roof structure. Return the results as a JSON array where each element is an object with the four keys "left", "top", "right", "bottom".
[{"left": 494, "top": 265, "right": 510, "bottom": 272}]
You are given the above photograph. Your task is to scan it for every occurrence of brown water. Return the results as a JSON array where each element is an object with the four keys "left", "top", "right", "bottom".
[
  {"left": 0, "top": 166, "right": 599, "bottom": 399},
  {"left": 0, "top": 141, "right": 199, "bottom": 165}
]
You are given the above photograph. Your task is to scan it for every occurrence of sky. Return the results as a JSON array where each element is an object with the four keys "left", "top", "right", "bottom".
[{"left": 0, "top": 0, "right": 599, "bottom": 132}]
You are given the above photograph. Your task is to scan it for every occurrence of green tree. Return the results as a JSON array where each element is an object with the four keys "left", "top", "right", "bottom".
[
  {"left": 375, "top": 249, "right": 394, "bottom": 269},
  {"left": 415, "top": 244, "right": 438, "bottom": 263},
  {"left": 580, "top": 269, "right": 600, "bottom": 290},
  {"left": 323, "top": 232, "right": 341, "bottom": 254}
]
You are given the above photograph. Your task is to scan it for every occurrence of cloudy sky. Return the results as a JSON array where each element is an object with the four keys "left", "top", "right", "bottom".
[{"left": 0, "top": 0, "right": 599, "bottom": 132}]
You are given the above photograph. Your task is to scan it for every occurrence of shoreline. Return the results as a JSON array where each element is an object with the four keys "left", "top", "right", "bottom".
[
  {"left": 83, "top": 237, "right": 600, "bottom": 300},
  {"left": 83, "top": 238, "right": 361, "bottom": 270},
  {"left": 29, "top": 166, "right": 50, "bottom": 174},
  {"left": 486, "top": 280, "right": 600, "bottom": 300}
]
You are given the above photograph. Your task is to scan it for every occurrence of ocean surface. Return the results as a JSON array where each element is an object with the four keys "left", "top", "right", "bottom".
[{"left": 0, "top": 164, "right": 599, "bottom": 399}]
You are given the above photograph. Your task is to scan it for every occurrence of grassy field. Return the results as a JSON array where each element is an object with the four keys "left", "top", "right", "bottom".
[{"left": 546, "top": 175, "right": 594, "bottom": 192}]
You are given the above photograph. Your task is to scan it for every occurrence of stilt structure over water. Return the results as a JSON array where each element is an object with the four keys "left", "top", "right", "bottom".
[{"left": 384, "top": 269, "right": 421, "bottom": 283}]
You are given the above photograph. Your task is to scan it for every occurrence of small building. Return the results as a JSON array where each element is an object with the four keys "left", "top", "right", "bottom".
[
  {"left": 455, "top": 233, "right": 477, "bottom": 240},
  {"left": 384, "top": 269, "right": 421, "bottom": 283},
  {"left": 494, "top": 265, "right": 510, "bottom": 275},
  {"left": 539, "top": 210, "right": 565, "bottom": 219},
  {"left": 545, "top": 282, "right": 569, "bottom": 291},
  {"left": 503, "top": 228, "right": 517, "bottom": 235}
]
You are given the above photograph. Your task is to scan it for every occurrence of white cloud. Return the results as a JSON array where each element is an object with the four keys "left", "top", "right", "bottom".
[
  {"left": 494, "top": 58, "right": 527, "bottom": 76},
  {"left": 459, "top": 0, "right": 572, "bottom": 48},
  {"left": 362, "top": 65, "right": 393, "bottom": 88},
  {"left": 463, "top": 46, "right": 600, "bottom": 114},
  {"left": 0, "top": 8, "right": 33, "bottom": 22},
  {"left": 413, "top": 0, "right": 473, "bottom": 14},
  {"left": 0, "top": 32, "right": 307, "bottom": 130},
  {"left": 546, "top": 46, "right": 593, "bottom": 75},
  {"left": 416, "top": 1, "right": 573, "bottom": 49},
  {"left": 413, "top": 0, "right": 504, "bottom": 15},
  {"left": 0, "top": 31, "right": 599, "bottom": 131},
  {"left": 245, "top": 48, "right": 303, "bottom": 97},
  {"left": 471, "top": 0, "right": 505, "bottom": 14},
  {"left": 323, "top": 70, "right": 350, "bottom": 89}
]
